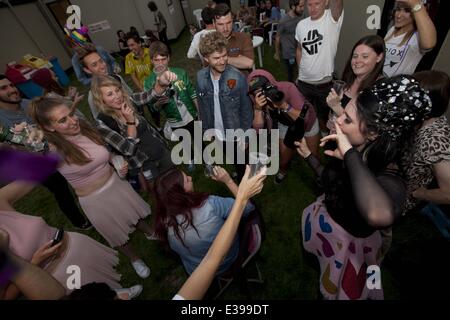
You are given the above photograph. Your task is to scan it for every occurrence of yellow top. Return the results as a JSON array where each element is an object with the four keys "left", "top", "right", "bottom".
[{"left": 125, "top": 47, "right": 152, "bottom": 86}]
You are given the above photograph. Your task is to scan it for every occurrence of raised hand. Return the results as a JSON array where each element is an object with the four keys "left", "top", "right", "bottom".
[
  {"left": 294, "top": 138, "right": 311, "bottom": 159},
  {"left": 319, "top": 120, "right": 353, "bottom": 160},
  {"left": 121, "top": 102, "right": 135, "bottom": 123},
  {"left": 254, "top": 91, "right": 267, "bottom": 110},
  {"left": 72, "top": 92, "right": 85, "bottom": 106},
  {"left": 211, "top": 166, "right": 232, "bottom": 184},
  {"left": 154, "top": 96, "right": 170, "bottom": 109},
  {"left": 237, "top": 166, "right": 267, "bottom": 201},
  {"left": 326, "top": 88, "right": 343, "bottom": 113},
  {"left": 157, "top": 71, "right": 177, "bottom": 87}
]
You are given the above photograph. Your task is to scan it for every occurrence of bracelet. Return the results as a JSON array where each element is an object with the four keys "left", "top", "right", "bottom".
[{"left": 126, "top": 121, "right": 136, "bottom": 126}]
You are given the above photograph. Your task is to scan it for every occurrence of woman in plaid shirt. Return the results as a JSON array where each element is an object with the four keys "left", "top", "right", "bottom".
[{"left": 91, "top": 75, "right": 173, "bottom": 191}]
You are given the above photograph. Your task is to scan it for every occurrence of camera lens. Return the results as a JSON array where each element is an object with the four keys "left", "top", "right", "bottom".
[{"left": 271, "top": 91, "right": 285, "bottom": 104}]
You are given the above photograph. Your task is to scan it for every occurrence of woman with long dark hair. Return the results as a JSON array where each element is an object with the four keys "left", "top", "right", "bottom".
[
  {"left": 295, "top": 75, "right": 432, "bottom": 299},
  {"left": 154, "top": 166, "right": 255, "bottom": 276},
  {"left": 326, "top": 35, "right": 385, "bottom": 120}
]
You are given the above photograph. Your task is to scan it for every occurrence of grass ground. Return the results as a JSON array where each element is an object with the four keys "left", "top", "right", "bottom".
[{"left": 14, "top": 29, "right": 449, "bottom": 300}]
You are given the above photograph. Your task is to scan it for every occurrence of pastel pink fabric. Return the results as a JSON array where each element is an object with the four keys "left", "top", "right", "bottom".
[{"left": 58, "top": 134, "right": 111, "bottom": 189}]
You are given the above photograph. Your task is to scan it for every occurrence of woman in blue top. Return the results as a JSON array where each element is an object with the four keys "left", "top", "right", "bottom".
[{"left": 154, "top": 166, "right": 255, "bottom": 275}]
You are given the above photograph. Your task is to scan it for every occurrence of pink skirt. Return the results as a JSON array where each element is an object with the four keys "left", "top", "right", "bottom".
[
  {"left": 302, "top": 196, "right": 384, "bottom": 300},
  {"left": 79, "top": 172, "right": 151, "bottom": 247},
  {"left": 50, "top": 232, "right": 121, "bottom": 294}
]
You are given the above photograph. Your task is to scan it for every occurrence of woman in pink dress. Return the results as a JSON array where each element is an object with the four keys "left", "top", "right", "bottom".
[
  {"left": 0, "top": 181, "right": 142, "bottom": 298},
  {"left": 29, "top": 96, "right": 154, "bottom": 279}
]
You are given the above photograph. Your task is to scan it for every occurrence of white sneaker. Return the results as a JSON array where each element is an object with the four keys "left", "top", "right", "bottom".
[
  {"left": 131, "top": 260, "right": 150, "bottom": 278},
  {"left": 115, "top": 285, "right": 143, "bottom": 300}
]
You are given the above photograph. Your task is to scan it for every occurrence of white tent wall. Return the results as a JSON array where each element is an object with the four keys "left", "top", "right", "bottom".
[
  {"left": 68, "top": 0, "right": 186, "bottom": 54},
  {"left": 133, "top": 0, "right": 186, "bottom": 40},
  {"left": 0, "top": 2, "right": 71, "bottom": 70},
  {"left": 335, "top": 0, "right": 385, "bottom": 77}
]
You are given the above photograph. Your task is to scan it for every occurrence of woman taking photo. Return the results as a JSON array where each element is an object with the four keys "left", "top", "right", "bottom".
[
  {"left": 91, "top": 75, "right": 173, "bottom": 188},
  {"left": 153, "top": 166, "right": 255, "bottom": 276},
  {"left": 295, "top": 75, "right": 432, "bottom": 299},
  {"left": 30, "top": 96, "right": 154, "bottom": 279}
]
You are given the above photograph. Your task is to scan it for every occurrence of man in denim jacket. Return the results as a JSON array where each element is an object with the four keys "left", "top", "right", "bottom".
[{"left": 197, "top": 31, "right": 253, "bottom": 180}]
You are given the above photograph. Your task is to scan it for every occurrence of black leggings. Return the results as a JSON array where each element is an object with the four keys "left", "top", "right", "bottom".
[
  {"left": 158, "top": 28, "right": 171, "bottom": 54},
  {"left": 42, "top": 171, "right": 88, "bottom": 228}
]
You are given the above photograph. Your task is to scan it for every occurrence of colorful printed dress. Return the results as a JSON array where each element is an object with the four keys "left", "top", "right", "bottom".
[{"left": 301, "top": 149, "right": 406, "bottom": 299}]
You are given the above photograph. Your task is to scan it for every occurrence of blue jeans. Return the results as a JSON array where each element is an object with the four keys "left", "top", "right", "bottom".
[{"left": 283, "top": 58, "right": 297, "bottom": 83}]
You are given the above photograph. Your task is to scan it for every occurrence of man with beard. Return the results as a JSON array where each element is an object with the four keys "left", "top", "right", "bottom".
[{"left": 213, "top": 4, "right": 254, "bottom": 75}]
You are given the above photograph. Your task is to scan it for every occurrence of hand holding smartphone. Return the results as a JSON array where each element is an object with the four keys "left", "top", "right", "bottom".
[{"left": 51, "top": 228, "right": 64, "bottom": 247}]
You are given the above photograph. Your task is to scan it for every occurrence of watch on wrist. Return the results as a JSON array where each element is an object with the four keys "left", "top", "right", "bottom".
[{"left": 412, "top": 3, "right": 422, "bottom": 12}]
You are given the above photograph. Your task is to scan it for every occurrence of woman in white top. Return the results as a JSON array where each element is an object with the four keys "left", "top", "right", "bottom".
[{"left": 383, "top": 0, "right": 436, "bottom": 77}]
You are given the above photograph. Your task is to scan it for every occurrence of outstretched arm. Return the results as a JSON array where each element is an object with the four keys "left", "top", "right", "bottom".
[{"left": 0, "top": 181, "right": 37, "bottom": 211}]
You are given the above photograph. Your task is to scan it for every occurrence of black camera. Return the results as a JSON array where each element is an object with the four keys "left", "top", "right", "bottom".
[
  {"left": 248, "top": 76, "right": 285, "bottom": 104},
  {"left": 283, "top": 103, "right": 309, "bottom": 149},
  {"left": 163, "top": 84, "right": 176, "bottom": 98}
]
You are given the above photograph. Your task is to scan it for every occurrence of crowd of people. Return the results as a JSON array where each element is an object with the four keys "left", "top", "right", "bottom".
[{"left": 1, "top": 0, "right": 449, "bottom": 300}]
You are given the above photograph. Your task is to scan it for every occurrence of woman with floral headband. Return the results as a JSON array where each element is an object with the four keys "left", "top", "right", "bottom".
[{"left": 295, "top": 75, "right": 432, "bottom": 300}]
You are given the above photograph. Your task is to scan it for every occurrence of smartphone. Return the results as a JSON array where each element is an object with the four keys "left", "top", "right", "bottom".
[{"left": 51, "top": 228, "right": 64, "bottom": 247}]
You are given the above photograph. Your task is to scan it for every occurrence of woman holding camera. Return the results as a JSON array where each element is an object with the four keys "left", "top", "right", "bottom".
[
  {"left": 90, "top": 75, "right": 173, "bottom": 188},
  {"left": 295, "top": 75, "right": 432, "bottom": 299},
  {"left": 247, "top": 69, "right": 320, "bottom": 184},
  {"left": 29, "top": 96, "right": 156, "bottom": 279}
]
